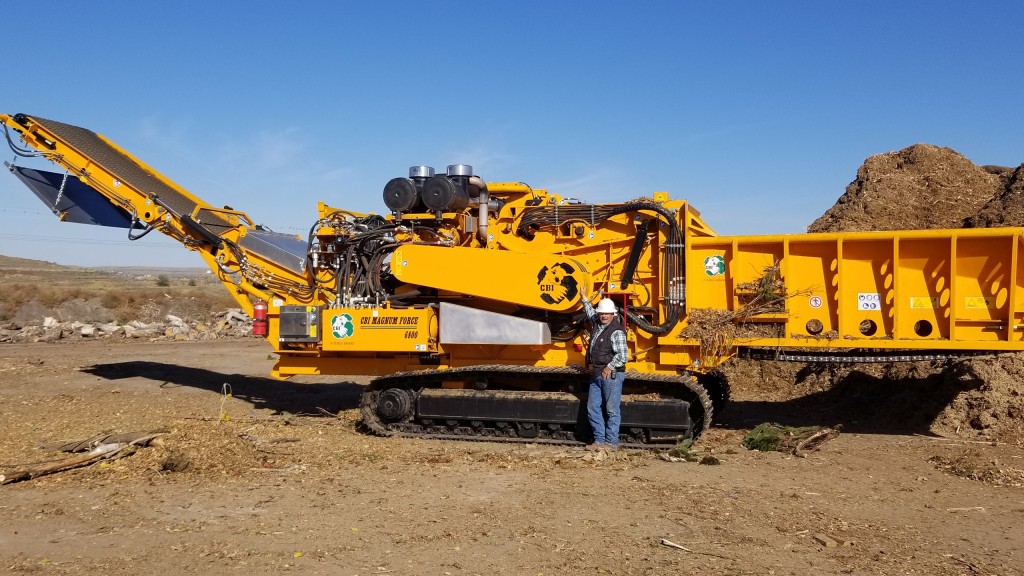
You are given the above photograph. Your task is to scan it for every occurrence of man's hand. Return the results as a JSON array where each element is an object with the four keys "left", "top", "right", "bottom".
[{"left": 601, "top": 366, "right": 612, "bottom": 379}]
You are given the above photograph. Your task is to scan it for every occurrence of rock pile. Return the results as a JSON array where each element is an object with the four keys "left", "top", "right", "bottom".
[{"left": 0, "top": 309, "right": 255, "bottom": 343}]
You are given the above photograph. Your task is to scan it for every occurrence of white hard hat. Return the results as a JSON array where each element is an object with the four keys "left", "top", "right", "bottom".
[{"left": 595, "top": 298, "right": 617, "bottom": 314}]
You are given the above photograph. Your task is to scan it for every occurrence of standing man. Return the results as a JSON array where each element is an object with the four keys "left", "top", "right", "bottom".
[{"left": 581, "top": 293, "right": 629, "bottom": 450}]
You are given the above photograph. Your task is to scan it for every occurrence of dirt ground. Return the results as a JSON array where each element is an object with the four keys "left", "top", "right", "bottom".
[
  {"left": 2, "top": 339, "right": 1022, "bottom": 575},
  {"left": 3, "top": 145, "right": 1024, "bottom": 575}
]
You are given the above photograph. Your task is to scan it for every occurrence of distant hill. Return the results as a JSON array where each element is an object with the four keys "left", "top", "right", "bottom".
[
  {"left": 0, "top": 254, "right": 70, "bottom": 271},
  {"left": 0, "top": 254, "right": 235, "bottom": 324},
  {"left": 0, "top": 254, "right": 208, "bottom": 278}
]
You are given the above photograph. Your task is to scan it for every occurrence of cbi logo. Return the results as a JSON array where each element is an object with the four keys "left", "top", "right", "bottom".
[{"left": 536, "top": 262, "right": 580, "bottom": 305}]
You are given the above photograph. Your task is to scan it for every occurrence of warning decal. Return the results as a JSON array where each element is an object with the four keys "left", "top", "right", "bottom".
[
  {"left": 965, "top": 296, "right": 996, "bottom": 310},
  {"left": 909, "top": 297, "right": 939, "bottom": 309}
]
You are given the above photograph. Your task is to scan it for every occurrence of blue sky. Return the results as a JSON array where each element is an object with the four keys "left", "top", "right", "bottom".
[{"left": 1, "top": 1, "right": 1022, "bottom": 267}]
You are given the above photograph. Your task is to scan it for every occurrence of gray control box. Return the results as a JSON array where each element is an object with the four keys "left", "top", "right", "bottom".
[{"left": 279, "top": 305, "right": 320, "bottom": 343}]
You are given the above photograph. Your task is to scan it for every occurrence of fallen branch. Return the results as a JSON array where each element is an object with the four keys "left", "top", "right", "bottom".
[
  {"left": 659, "top": 538, "right": 730, "bottom": 559},
  {"left": 238, "top": 433, "right": 301, "bottom": 446},
  {"left": 181, "top": 416, "right": 263, "bottom": 422},
  {"left": 944, "top": 554, "right": 982, "bottom": 572},
  {"left": 42, "top": 431, "right": 165, "bottom": 453},
  {"left": 742, "top": 423, "right": 841, "bottom": 456},
  {"left": 794, "top": 427, "right": 842, "bottom": 458},
  {"left": 660, "top": 538, "right": 692, "bottom": 552},
  {"left": 2, "top": 433, "right": 164, "bottom": 485},
  {"left": 912, "top": 434, "right": 1005, "bottom": 446},
  {"left": 316, "top": 407, "right": 341, "bottom": 418}
]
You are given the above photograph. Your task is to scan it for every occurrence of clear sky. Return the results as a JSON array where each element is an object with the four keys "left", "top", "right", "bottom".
[{"left": 1, "top": 1, "right": 1021, "bottom": 267}]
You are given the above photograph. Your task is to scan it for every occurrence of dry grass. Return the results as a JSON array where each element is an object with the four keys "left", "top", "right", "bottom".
[
  {"left": 734, "top": 264, "right": 787, "bottom": 314},
  {"left": 0, "top": 261, "right": 237, "bottom": 323}
]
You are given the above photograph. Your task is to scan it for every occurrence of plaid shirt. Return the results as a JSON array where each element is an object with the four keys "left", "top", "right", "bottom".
[{"left": 582, "top": 296, "right": 629, "bottom": 370}]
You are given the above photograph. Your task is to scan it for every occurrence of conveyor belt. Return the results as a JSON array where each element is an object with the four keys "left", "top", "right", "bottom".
[
  {"left": 25, "top": 115, "right": 231, "bottom": 230},
  {"left": 11, "top": 115, "right": 310, "bottom": 275}
]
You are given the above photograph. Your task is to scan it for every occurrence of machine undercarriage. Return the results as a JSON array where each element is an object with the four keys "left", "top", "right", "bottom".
[{"left": 359, "top": 366, "right": 715, "bottom": 447}]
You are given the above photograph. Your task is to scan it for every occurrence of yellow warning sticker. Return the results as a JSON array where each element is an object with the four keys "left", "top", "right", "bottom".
[
  {"left": 909, "top": 297, "right": 939, "bottom": 309},
  {"left": 965, "top": 296, "right": 996, "bottom": 310}
]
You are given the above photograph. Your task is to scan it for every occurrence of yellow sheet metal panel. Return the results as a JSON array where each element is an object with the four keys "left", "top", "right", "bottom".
[
  {"left": 785, "top": 239, "right": 839, "bottom": 338},
  {"left": 272, "top": 354, "right": 438, "bottom": 378},
  {"left": 896, "top": 237, "right": 951, "bottom": 340},
  {"left": 733, "top": 241, "right": 783, "bottom": 289},
  {"left": 687, "top": 228, "right": 1024, "bottom": 352},
  {"left": 1015, "top": 235, "right": 1024, "bottom": 343},
  {"left": 952, "top": 235, "right": 1012, "bottom": 342},
  {"left": 320, "top": 307, "right": 438, "bottom": 352},
  {"left": 685, "top": 241, "right": 732, "bottom": 310},
  {"left": 838, "top": 238, "right": 894, "bottom": 339},
  {"left": 391, "top": 244, "right": 590, "bottom": 312},
  {"left": 443, "top": 343, "right": 582, "bottom": 368}
]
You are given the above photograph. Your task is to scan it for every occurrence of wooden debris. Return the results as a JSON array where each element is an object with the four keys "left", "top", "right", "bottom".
[
  {"left": 238, "top": 433, "right": 301, "bottom": 445},
  {"left": 660, "top": 538, "right": 692, "bottom": 552},
  {"left": 42, "top": 431, "right": 165, "bottom": 453},
  {"left": 742, "top": 423, "right": 841, "bottom": 456},
  {"left": 2, "top": 432, "right": 164, "bottom": 485},
  {"left": 794, "top": 427, "right": 842, "bottom": 458},
  {"left": 659, "top": 538, "right": 730, "bottom": 559},
  {"left": 813, "top": 533, "right": 839, "bottom": 548},
  {"left": 944, "top": 554, "right": 982, "bottom": 571}
]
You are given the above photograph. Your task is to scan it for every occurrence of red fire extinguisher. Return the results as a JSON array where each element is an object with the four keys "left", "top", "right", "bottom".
[{"left": 252, "top": 299, "right": 268, "bottom": 336}]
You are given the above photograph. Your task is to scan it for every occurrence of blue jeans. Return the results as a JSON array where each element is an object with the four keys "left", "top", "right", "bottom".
[{"left": 587, "top": 370, "right": 624, "bottom": 446}]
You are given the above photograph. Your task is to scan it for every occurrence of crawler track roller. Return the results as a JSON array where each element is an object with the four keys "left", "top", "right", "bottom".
[{"left": 359, "top": 366, "right": 714, "bottom": 448}]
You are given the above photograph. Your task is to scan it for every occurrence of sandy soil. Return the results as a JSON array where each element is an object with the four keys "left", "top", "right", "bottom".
[{"left": 2, "top": 339, "right": 1022, "bottom": 576}]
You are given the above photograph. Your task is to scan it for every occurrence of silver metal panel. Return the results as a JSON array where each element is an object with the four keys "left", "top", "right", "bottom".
[
  {"left": 238, "top": 229, "right": 308, "bottom": 276},
  {"left": 439, "top": 302, "right": 551, "bottom": 345}
]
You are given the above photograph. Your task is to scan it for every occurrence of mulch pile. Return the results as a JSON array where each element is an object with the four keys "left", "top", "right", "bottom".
[{"left": 721, "top": 144, "right": 1024, "bottom": 445}]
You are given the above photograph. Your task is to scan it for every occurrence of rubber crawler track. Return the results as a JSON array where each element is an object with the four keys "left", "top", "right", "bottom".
[{"left": 359, "top": 365, "right": 714, "bottom": 449}]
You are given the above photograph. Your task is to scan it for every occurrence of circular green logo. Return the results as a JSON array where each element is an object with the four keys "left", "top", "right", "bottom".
[
  {"left": 331, "top": 313, "right": 354, "bottom": 339},
  {"left": 704, "top": 255, "right": 725, "bottom": 277}
]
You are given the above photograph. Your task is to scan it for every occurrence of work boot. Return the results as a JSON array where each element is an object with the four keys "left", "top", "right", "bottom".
[{"left": 585, "top": 443, "right": 602, "bottom": 451}]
